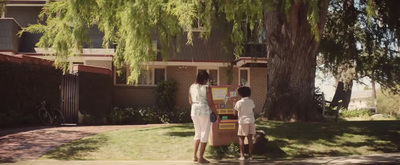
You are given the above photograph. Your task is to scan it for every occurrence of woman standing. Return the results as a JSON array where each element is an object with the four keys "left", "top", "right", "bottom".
[{"left": 188, "top": 71, "right": 218, "bottom": 163}]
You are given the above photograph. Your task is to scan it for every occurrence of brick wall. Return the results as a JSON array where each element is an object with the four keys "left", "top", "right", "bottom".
[
  {"left": 112, "top": 65, "right": 268, "bottom": 114},
  {"left": 217, "top": 67, "right": 239, "bottom": 85},
  {"left": 113, "top": 86, "right": 157, "bottom": 108},
  {"left": 219, "top": 67, "right": 229, "bottom": 85},
  {"left": 166, "top": 66, "right": 196, "bottom": 108},
  {"left": 112, "top": 66, "right": 196, "bottom": 109},
  {"left": 85, "top": 60, "right": 112, "bottom": 70},
  {"left": 250, "top": 67, "right": 268, "bottom": 114},
  {"left": 232, "top": 67, "right": 239, "bottom": 85}
]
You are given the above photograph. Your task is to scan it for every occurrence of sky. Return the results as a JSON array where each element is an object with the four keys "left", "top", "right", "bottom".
[{"left": 315, "top": 73, "right": 378, "bottom": 101}]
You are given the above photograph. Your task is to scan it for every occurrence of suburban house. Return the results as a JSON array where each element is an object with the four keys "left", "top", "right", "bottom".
[
  {"left": 348, "top": 90, "right": 373, "bottom": 110},
  {"left": 0, "top": 0, "right": 268, "bottom": 114}
]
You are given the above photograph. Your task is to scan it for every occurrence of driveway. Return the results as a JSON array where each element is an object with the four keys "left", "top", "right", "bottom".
[{"left": 0, "top": 124, "right": 168, "bottom": 162}]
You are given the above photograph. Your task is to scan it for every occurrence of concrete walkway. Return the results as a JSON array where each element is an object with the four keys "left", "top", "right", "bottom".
[{"left": 2, "top": 153, "right": 400, "bottom": 165}]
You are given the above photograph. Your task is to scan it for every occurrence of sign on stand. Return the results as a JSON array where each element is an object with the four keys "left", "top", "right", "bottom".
[{"left": 208, "top": 85, "right": 241, "bottom": 146}]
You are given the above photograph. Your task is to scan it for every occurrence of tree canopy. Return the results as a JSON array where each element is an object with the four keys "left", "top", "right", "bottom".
[
  {"left": 15, "top": 0, "right": 400, "bottom": 121},
  {"left": 21, "top": 0, "right": 324, "bottom": 84},
  {"left": 0, "top": 0, "right": 6, "bottom": 16},
  {"left": 320, "top": 0, "right": 400, "bottom": 96}
]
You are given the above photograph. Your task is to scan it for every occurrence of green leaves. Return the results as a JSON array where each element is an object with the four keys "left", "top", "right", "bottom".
[
  {"left": 222, "top": 0, "right": 264, "bottom": 58},
  {"left": 0, "top": 0, "right": 6, "bottom": 16},
  {"left": 306, "top": 0, "right": 322, "bottom": 42},
  {"left": 320, "top": 0, "right": 400, "bottom": 93},
  {"left": 20, "top": 0, "right": 329, "bottom": 83}
]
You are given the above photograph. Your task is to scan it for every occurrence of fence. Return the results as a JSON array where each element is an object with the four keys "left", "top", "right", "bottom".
[
  {"left": 0, "top": 54, "right": 62, "bottom": 127},
  {"left": 65, "top": 65, "right": 113, "bottom": 125}
]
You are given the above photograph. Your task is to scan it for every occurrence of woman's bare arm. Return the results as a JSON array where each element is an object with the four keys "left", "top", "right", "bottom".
[{"left": 188, "top": 93, "right": 192, "bottom": 105}]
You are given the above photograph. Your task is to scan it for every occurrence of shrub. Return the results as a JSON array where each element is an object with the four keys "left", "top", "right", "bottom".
[
  {"left": 170, "top": 107, "right": 191, "bottom": 123},
  {"left": 155, "top": 80, "right": 178, "bottom": 111},
  {"left": 341, "top": 109, "right": 372, "bottom": 118},
  {"left": 368, "top": 89, "right": 400, "bottom": 115},
  {"left": 108, "top": 106, "right": 192, "bottom": 125},
  {"left": 108, "top": 107, "right": 150, "bottom": 124},
  {"left": 0, "top": 110, "right": 37, "bottom": 128},
  {"left": 108, "top": 107, "right": 177, "bottom": 124},
  {"left": 81, "top": 115, "right": 101, "bottom": 125},
  {"left": 108, "top": 107, "right": 127, "bottom": 124},
  {"left": 138, "top": 107, "right": 161, "bottom": 123}
]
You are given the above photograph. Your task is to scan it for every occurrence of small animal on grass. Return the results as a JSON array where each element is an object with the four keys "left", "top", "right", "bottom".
[
  {"left": 253, "top": 130, "right": 268, "bottom": 154},
  {"left": 243, "top": 130, "right": 269, "bottom": 154}
]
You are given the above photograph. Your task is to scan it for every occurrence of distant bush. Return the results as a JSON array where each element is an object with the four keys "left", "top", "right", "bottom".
[
  {"left": 368, "top": 89, "right": 400, "bottom": 115},
  {"left": 0, "top": 110, "right": 37, "bottom": 128},
  {"left": 341, "top": 109, "right": 372, "bottom": 118},
  {"left": 108, "top": 106, "right": 191, "bottom": 125},
  {"left": 155, "top": 80, "right": 178, "bottom": 111}
]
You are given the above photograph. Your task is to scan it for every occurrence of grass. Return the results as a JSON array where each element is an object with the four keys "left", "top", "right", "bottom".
[
  {"left": 343, "top": 115, "right": 400, "bottom": 121},
  {"left": 41, "top": 120, "right": 400, "bottom": 160},
  {"left": 42, "top": 125, "right": 195, "bottom": 160},
  {"left": 255, "top": 120, "right": 400, "bottom": 159}
]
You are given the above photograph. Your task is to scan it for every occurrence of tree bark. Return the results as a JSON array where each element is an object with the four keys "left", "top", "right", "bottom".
[
  {"left": 330, "top": 81, "right": 353, "bottom": 109},
  {"left": 371, "top": 78, "right": 377, "bottom": 112},
  {"left": 398, "top": 94, "right": 400, "bottom": 115},
  {"left": 328, "top": 0, "right": 357, "bottom": 110},
  {"left": 398, "top": 39, "right": 400, "bottom": 115},
  {"left": 263, "top": 1, "right": 329, "bottom": 121}
]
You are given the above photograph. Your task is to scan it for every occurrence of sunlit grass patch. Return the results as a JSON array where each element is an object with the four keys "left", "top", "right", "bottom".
[{"left": 41, "top": 120, "right": 400, "bottom": 160}]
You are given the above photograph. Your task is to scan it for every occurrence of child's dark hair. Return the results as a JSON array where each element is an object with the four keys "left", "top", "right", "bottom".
[
  {"left": 196, "top": 71, "right": 209, "bottom": 85},
  {"left": 237, "top": 86, "right": 251, "bottom": 97}
]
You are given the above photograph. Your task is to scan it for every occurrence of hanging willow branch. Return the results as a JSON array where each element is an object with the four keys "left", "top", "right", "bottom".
[{"left": 21, "top": 0, "right": 328, "bottom": 83}]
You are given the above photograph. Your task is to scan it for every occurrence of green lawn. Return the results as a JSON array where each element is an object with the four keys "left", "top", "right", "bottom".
[
  {"left": 256, "top": 120, "right": 400, "bottom": 159},
  {"left": 41, "top": 120, "right": 400, "bottom": 160}
]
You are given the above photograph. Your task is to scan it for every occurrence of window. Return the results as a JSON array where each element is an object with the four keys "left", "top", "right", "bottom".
[
  {"left": 189, "top": 2, "right": 205, "bottom": 32},
  {"left": 246, "top": 22, "right": 266, "bottom": 44},
  {"left": 154, "top": 68, "right": 166, "bottom": 84},
  {"left": 239, "top": 68, "right": 250, "bottom": 86},
  {"left": 198, "top": 68, "right": 218, "bottom": 85},
  {"left": 115, "top": 66, "right": 166, "bottom": 86},
  {"left": 191, "top": 18, "right": 205, "bottom": 32}
]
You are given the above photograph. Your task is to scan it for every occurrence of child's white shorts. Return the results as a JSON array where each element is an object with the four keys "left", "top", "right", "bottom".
[
  {"left": 191, "top": 116, "right": 211, "bottom": 143},
  {"left": 238, "top": 123, "right": 256, "bottom": 136}
]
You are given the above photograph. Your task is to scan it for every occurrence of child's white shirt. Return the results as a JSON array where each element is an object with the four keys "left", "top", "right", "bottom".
[{"left": 234, "top": 97, "right": 255, "bottom": 124}]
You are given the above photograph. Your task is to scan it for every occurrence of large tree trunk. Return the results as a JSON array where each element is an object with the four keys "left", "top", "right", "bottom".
[
  {"left": 371, "top": 78, "right": 377, "bottom": 113},
  {"left": 263, "top": 1, "right": 328, "bottom": 121},
  {"left": 397, "top": 39, "right": 400, "bottom": 115},
  {"left": 328, "top": 0, "right": 357, "bottom": 110},
  {"left": 330, "top": 81, "right": 353, "bottom": 109},
  {"left": 397, "top": 95, "right": 400, "bottom": 115}
]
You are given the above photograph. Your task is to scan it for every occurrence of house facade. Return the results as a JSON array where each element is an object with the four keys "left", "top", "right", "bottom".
[
  {"left": 1, "top": 0, "right": 268, "bottom": 114},
  {"left": 348, "top": 90, "right": 373, "bottom": 110}
]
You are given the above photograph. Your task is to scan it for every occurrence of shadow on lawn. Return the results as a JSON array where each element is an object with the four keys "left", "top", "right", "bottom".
[
  {"left": 166, "top": 131, "right": 194, "bottom": 137},
  {"left": 255, "top": 120, "right": 400, "bottom": 158},
  {"left": 165, "top": 124, "right": 195, "bottom": 137},
  {"left": 43, "top": 134, "right": 107, "bottom": 160}
]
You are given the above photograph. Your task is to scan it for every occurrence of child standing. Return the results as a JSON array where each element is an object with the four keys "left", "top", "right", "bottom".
[{"left": 234, "top": 86, "right": 256, "bottom": 161}]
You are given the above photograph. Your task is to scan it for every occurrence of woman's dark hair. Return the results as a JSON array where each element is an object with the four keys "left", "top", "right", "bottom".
[
  {"left": 237, "top": 86, "right": 251, "bottom": 97},
  {"left": 196, "top": 71, "right": 209, "bottom": 85}
]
